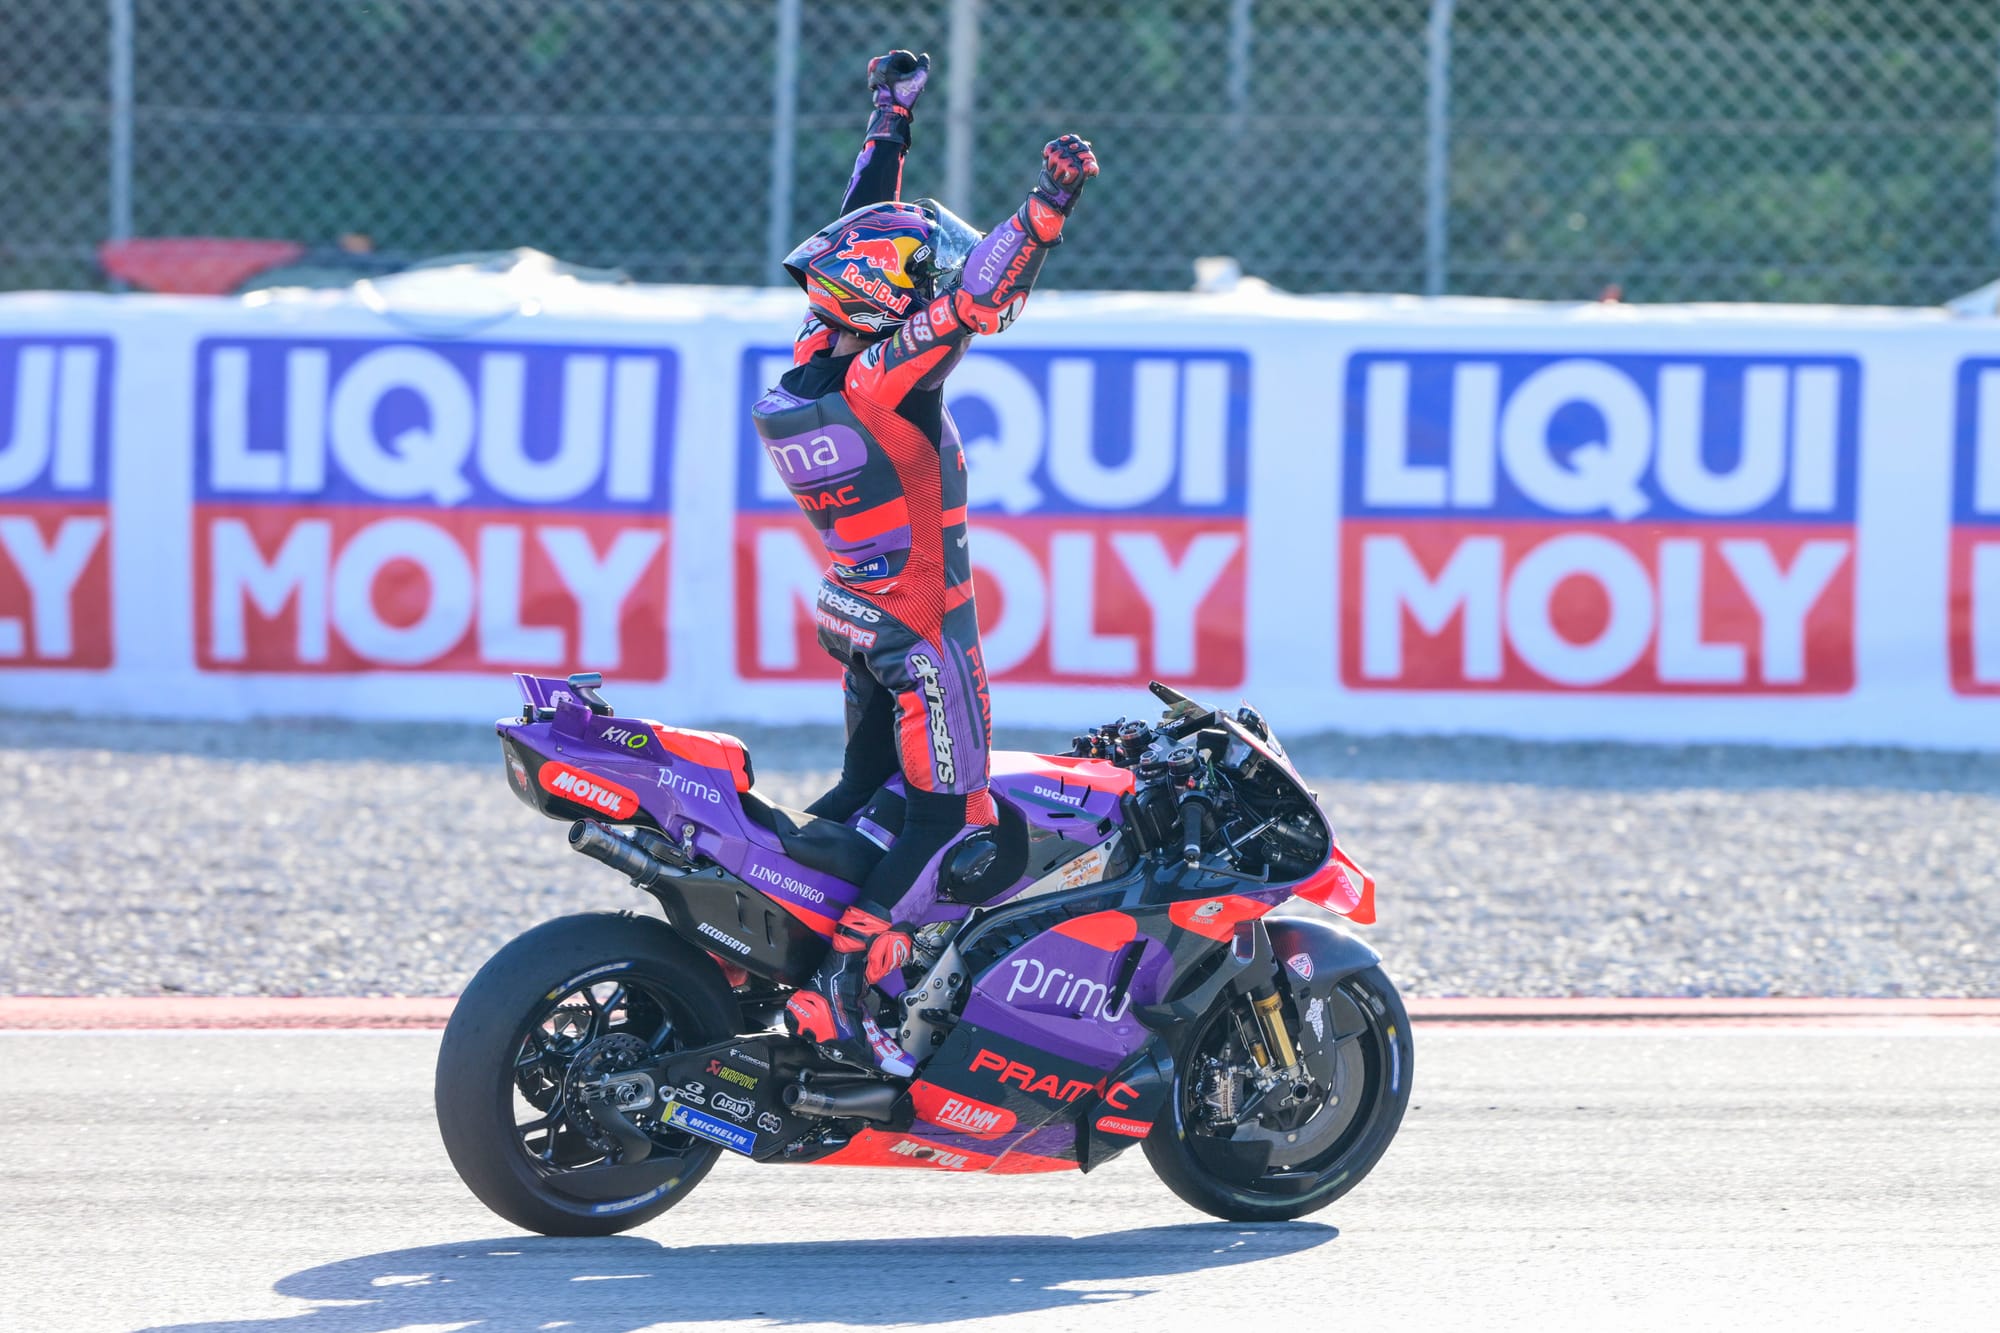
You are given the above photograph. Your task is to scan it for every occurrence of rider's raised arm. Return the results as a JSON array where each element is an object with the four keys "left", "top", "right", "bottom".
[
  {"left": 794, "top": 51, "right": 931, "bottom": 366},
  {"left": 840, "top": 50, "right": 930, "bottom": 214},
  {"left": 845, "top": 135, "right": 1100, "bottom": 408}
]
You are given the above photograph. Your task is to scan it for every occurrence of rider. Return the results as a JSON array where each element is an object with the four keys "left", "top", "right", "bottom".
[{"left": 754, "top": 49, "right": 1098, "bottom": 1073}]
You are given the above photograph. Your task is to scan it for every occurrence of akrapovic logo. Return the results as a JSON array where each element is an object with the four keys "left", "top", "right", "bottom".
[
  {"left": 909, "top": 653, "right": 955, "bottom": 785},
  {"left": 537, "top": 761, "right": 638, "bottom": 818}
]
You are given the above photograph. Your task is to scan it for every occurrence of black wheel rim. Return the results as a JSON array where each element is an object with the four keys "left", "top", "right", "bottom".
[
  {"left": 1178, "top": 977, "right": 1392, "bottom": 1193},
  {"left": 505, "top": 966, "right": 717, "bottom": 1208}
]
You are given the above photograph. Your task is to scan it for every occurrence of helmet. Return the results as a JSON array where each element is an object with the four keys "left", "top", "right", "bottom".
[{"left": 784, "top": 198, "right": 984, "bottom": 336}]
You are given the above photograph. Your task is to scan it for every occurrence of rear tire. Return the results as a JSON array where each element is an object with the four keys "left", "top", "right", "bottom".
[
  {"left": 435, "top": 911, "right": 740, "bottom": 1236},
  {"left": 1143, "top": 964, "right": 1413, "bottom": 1222}
]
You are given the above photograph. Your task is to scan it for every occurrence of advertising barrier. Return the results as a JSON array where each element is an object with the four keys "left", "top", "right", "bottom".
[{"left": 0, "top": 283, "right": 1992, "bottom": 749}]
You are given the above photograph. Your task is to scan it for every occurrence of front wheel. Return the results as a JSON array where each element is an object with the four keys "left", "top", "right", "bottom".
[
  {"left": 1143, "top": 964, "right": 1413, "bottom": 1222},
  {"left": 435, "top": 911, "right": 741, "bottom": 1236}
]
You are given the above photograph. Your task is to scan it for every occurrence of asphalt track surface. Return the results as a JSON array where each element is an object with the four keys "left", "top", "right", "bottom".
[{"left": 7, "top": 1025, "right": 1997, "bottom": 1333}]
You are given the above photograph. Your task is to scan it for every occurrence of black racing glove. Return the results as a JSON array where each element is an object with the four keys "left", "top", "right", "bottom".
[
  {"left": 1030, "top": 134, "right": 1099, "bottom": 217},
  {"left": 864, "top": 49, "right": 930, "bottom": 145}
]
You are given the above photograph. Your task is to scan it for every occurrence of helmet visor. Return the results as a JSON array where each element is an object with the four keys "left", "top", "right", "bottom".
[{"left": 912, "top": 198, "right": 984, "bottom": 283}]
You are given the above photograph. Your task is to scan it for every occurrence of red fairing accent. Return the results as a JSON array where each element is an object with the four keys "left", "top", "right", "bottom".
[
  {"left": 1094, "top": 1114, "right": 1152, "bottom": 1138},
  {"left": 785, "top": 991, "right": 836, "bottom": 1043},
  {"left": 647, "top": 725, "right": 753, "bottom": 793},
  {"left": 535, "top": 761, "right": 639, "bottom": 819},
  {"left": 1294, "top": 843, "right": 1377, "bottom": 924},
  {"left": 812, "top": 1126, "right": 997, "bottom": 1171},
  {"left": 987, "top": 1151, "right": 1078, "bottom": 1176},
  {"left": 909, "top": 1080, "right": 1017, "bottom": 1139},
  {"left": 1050, "top": 910, "right": 1137, "bottom": 952},
  {"left": 1011, "top": 753, "right": 1136, "bottom": 796},
  {"left": 965, "top": 788, "right": 998, "bottom": 827},
  {"left": 1168, "top": 893, "right": 1276, "bottom": 941}
]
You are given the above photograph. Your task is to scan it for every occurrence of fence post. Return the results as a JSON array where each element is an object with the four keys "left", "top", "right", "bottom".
[
  {"left": 944, "top": 0, "right": 981, "bottom": 216},
  {"left": 107, "top": 0, "right": 134, "bottom": 264},
  {"left": 765, "top": 0, "right": 801, "bottom": 285},
  {"left": 1423, "top": 0, "right": 1455, "bottom": 297}
]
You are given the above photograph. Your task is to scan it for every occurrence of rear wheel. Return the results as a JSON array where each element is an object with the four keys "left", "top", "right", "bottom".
[
  {"left": 434, "top": 911, "right": 740, "bottom": 1236},
  {"left": 1143, "top": 964, "right": 1413, "bottom": 1222}
]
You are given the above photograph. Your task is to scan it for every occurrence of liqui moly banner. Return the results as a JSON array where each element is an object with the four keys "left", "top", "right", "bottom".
[
  {"left": 191, "top": 336, "right": 675, "bottom": 679},
  {"left": 0, "top": 284, "right": 1992, "bottom": 748},
  {"left": 0, "top": 336, "right": 113, "bottom": 669},
  {"left": 735, "top": 344, "right": 1250, "bottom": 688},
  {"left": 1953, "top": 359, "right": 2000, "bottom": 697},
  {"left": 1341, "top": 351, "right": 1859, "bottom": 694}
]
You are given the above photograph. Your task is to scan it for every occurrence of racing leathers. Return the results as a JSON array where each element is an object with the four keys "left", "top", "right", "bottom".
[{"left": 756, "top": 63, "right": 1096, "bottom": 1072}]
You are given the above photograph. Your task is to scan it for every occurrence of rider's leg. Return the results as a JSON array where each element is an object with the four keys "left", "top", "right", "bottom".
[
  {"left": 804, "top": 664, "right": 898, "bottom": 822},
  {"left": 791, "top": 601, "right": 995, "bottom": 1073}
]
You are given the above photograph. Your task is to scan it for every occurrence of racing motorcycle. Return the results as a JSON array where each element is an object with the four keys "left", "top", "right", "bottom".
[{"left": 436, "top": 672, "right": 1412, "bottom": 1234}]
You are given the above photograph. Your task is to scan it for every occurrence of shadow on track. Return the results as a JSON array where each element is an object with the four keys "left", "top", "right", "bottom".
[{"left": 132, "top": 1223, "right": 1335, "bottom": 1331}]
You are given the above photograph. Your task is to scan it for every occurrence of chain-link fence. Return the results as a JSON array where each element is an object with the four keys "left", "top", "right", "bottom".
[{"left": 2, "top": 0, "right": 1995, "bottom": 305}]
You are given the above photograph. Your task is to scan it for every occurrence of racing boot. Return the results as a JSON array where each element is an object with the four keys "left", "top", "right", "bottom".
[{"left": 785, "top": 905, "right": 916, "bottom": 1077}]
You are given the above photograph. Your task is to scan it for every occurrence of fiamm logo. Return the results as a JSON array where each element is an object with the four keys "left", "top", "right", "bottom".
[
  {"left": 1951, "top": 359, "right": 2000, "bottom": 695},
  {"left": 192, "top": 337, "right": 676, "bottom": 676},
  {"left": 1341, "top": 350, "right": 1859, "bottom": 693},
  {"left": 737, "top": 345, "right": 1251, "bottom": 686},
  {"left": 0, "top": 338, "right": 113, "bottom": 669}
]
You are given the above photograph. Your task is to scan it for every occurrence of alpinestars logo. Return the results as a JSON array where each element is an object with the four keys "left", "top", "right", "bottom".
[{"left": 908, "top": 653, "right": 955, "bottom": 785}]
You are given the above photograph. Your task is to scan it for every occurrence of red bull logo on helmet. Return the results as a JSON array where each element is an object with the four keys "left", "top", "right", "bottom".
[{"left": 834, "top": 230, "right": 922, "bottom": 287}]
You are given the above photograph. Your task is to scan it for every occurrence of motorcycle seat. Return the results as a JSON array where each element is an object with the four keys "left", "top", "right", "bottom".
[{"left": 739, "top": 790, "right": 887, "bottom": 888}]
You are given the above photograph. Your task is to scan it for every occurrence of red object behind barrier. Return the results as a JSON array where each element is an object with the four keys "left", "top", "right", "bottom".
[{"left": 99, "top": 238, "right": 305, "bottom": 294}]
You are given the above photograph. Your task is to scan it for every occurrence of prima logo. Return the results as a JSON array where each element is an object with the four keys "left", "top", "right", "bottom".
[
  {"left": 908, "top": 653, "right": 955, "bottom": 785},
  {"left": 655, "top": 765, "right": 722, "bottom": 804},
  {"left": 1002, "top": 956, "right": 1131, "bottom": 1022},
  {"left": 537, "top": 762, "right": 638, "bottom": 818}
]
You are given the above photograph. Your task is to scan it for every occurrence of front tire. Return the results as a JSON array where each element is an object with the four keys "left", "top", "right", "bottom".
[
  {"left": 435, "top": 911, "right": 740, "bottom": 1236},
  {"left": 1143, "top": 964, "right": 1413, "bottom": 1222}
]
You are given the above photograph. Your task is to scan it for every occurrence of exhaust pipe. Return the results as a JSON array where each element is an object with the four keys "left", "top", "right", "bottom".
[
  {"left": 569, "top": 819, "right": 681, "bottom": 887},
  {"left": 783, "top": 1082, "right": 901, "bottom": 1123}
]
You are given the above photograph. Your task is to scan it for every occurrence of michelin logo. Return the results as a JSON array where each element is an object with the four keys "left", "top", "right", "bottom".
[{"left": 666, "top": 1100, "right": 757, "bottom": 1155}]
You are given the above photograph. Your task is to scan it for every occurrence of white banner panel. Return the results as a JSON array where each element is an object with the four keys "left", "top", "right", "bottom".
[{"left": 0, "top": 281, "right": 1993, "bottom": 749}]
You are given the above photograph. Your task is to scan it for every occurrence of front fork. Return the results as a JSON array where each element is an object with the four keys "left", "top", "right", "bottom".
[{"left": 1248, "top": 984, "right": 1304, "bottom": 1076}]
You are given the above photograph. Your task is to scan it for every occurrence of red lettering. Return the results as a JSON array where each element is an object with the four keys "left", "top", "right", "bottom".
[
  {"left": 968, "top": 1048, "right": 1007, "bottom": 1076},
  {"left": 1104, "top": 1081, "right": 1138, "bottom": 1111},
  {"left": 1023, "top": 1073, "right": 1062, "bottom": 1098},
  {"left": 1000, "top": 1060, "right": 1034, "bottom": 1089}
]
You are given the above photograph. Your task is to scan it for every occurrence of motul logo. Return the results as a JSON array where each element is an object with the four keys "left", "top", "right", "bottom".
[
  {"left": 909, "top": 1080, "right": 1016, "bottom": 1140},
  {"left": 537, "top": 760, "right": 638, "bottom": 818}
]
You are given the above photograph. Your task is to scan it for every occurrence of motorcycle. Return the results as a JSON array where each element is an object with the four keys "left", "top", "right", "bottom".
[{"left": 436, "top": 672, "right": 1412, "bottom": 1234}]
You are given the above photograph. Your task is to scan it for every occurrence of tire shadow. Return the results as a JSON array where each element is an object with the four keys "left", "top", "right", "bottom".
[{"left": 130, "top": 1223, "right": 1335, "bottom": 1331}]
